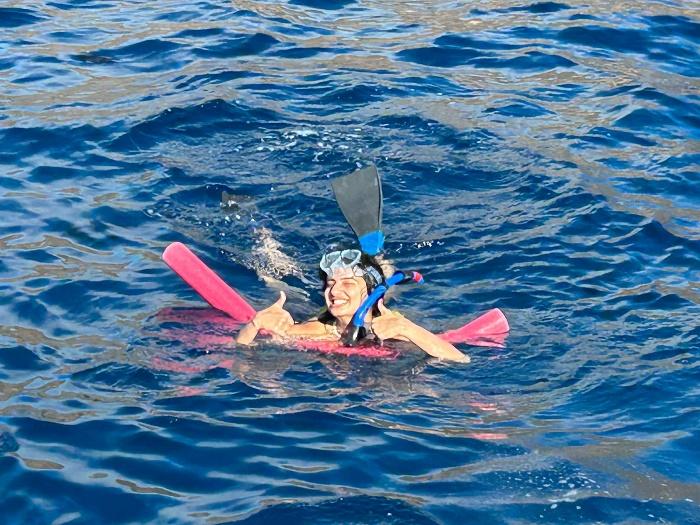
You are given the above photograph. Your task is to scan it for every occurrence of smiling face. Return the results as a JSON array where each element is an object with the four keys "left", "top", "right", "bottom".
[{"left": 323, "top": 268, "right": 368, "bottom": 322}]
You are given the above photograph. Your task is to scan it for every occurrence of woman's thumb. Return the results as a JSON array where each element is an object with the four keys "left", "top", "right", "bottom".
[{"left": 274, "top": 290, "right": 287, "bottom": 307}]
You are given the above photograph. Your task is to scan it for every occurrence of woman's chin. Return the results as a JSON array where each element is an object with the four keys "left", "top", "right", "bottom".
[{"left": 328, "top": 304, "right": 354, "bottom": 318}]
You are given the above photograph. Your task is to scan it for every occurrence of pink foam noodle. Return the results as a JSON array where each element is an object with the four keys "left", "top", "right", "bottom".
[{"left": 163, "top": 242, "right": 256, "bottom": 323}]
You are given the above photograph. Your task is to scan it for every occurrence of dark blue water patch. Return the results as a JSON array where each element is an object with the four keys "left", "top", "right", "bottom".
[
  {"left": 115, "top": 405, "right": 144, "bottom": 417},
  {"left": 473, "top": 51, "right": 576, "bottom": 71},
  {"left": 639, "top": 345, "right": 692, "bottom": 362},
  {"left": 47, "top": 29, "right": 111, "bottom": 43},
  {"left": 72, "top": 52, "right": 115, "bottom": 64},
  {"left": 0, "top": 198, "right": 38, "bottom": 219},
  {"left": 289, "top": 0, "right": 356, "bottom": 9},
  {"left": 47, "top": 0, "right": 115, "bottom": 10},
  {"left": 13, "top": 72, "right": 54, "bottom": 84},
  {"left": 192, "top": 32, "right": 280, "bottom": 59},
  {"left": 98, "top": 454, "right": 233, "bottom": 493},
  {"left": 610, "top": 172, "right": 700, "bottom": 211},
  {"left": 614, "top": 108, "right": 680, "bottom": 136},
  {"left": 73, "top": 38, "right": 187, "bottom": 73},
  {"left": 0, "top": 429, "right": 19, "bottom": 454},
  {"left": 507, "top": 25, "right": 558, "bottom": 41},
  {"left": 632, "top": 86, "right": 694, "bottom": 113},
  {"left": 644, "top": 430, "right": 700, "bottom": 483},
  {"left": 108, "top": 99, "right": 287, "bottom": 152},
  {"left": 0, "top": 176, "right": 24, "bottom": 190},
  {"left": 38, "top": 278, "right": 149, "bottom": 321},
  {"left": 560, "top": 126, "right": 657, "bottom": 149},
  {"left": 102, "top": 38, "right": 184, "bottom": 59},
  {"left": 273, "top": 45, "right": 352, "bottom": 59},
  {"left": 13, "top": 416, "right": 130, "bottom": 449},
  {"left": 646, "top": 15, "right": 700, "bottom": 44},
  {"left": 0, "top": 345, "right": 52, "bottom": 373},
  {"left": 315, "top": 84, "right": 404, "bottom": 113},
  {"left": 171, "top": 27, "right": 226, "bottom": 39},
  {"left": 564, "top": 377, "right": 683, "bottom": 432},
  {"left": 152, "top": 387, "right": 262, "bottom": 415},
  {"left": 238, "top": 496, "right": 438, "bottom": 525},
  {"left": 0, "top": 125, "right": 107, "bottom": 162},
  {"left": 659, "top": 152, "right": 700, "bottom": 171},
  {"left": 397, "top": 46, "right": 488, "bottom": 68},
  {"left": 557, "top": 25, "right": 650, "bottom": 54},
  {"left": 528, "top": 83, "right": 589, "bottom": 102},
  {"left": 602, "top": 289, "right": 693, "bottom": 318},
  {"left": 154, "top": 9, "right": 200, "bottom": 22},
  {"left": 72, "top": 362, "right": 166, "bottom": 390},
  {"left": 4, "top": 464, "right": 168, "bottom": 523},
  {"left": 506, "top": 1, "right": 571, "bottom": 13},
  {"left": 28, "top": 165, "right": 93, "bottom": 183},
  {"left": 394, "top": 75, "right": 475, "bottom": 97},
  {"left": 0, "top": 8, "right": 45, "bottom": 28},
  {"left": 400, "top": 38, "right": 574, "bottom": 71},
  {"left": 91, "top": 205, "right": 152, "bottom": 230},
  {"left": 595, "top": 83, "right": 642, "bottom": 98},
  {"left": 11, "top": 298, "right": 52, "bottom": 326},
  {"left": 557, "top": 24, "right": 699, "bottom": 75},
  {"left": 485, "top": 100, "right": 553, "bottom": 118},
  {"left": 35, "top": 56, "right": 63, "bottom": 67},
  {"left": 269, "top": 21, "right": 335, "bottom": 37},
  {"left": 612, "top": 219, "right": 700, "bottom": 262},
  {"left": 569, "top": 13, "right": 598, "bottom": 21},
  {"left": 174, "top": 69, "right": 258, "bottom": 92},
  {"left": 436, "top": 34, "right": 523, "bottom": 51}
]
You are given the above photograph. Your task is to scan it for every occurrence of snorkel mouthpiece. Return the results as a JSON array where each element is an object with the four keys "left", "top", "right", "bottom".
[{"left": 341, "top": 324, "right": 367, "bottom": 346}]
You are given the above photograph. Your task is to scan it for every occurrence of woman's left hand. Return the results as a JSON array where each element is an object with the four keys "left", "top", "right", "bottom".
[
  {"left": 370, "top": 299, "right": 411, "bottom": 341},
  {"left": 370, "top": 300, "right": 470, "bottom": 363}
]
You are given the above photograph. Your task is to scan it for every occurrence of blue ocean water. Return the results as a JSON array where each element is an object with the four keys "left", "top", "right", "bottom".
[{"left": 1, "top": 0, "right": 699, "bottom": 523}]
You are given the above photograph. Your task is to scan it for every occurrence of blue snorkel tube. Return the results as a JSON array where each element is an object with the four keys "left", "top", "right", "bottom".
[{"left": 341, "top": 270, "right": 424, "bottom": 346}]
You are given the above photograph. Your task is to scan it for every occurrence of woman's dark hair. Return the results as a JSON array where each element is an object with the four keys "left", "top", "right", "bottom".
[{"left": 317, "top": 252, "right": 386, "bottom": 324}]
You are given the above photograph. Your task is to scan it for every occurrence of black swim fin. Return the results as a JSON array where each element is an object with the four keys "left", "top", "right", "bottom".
[{"left": 331, "top": 165, "right": 385, "bottom": 255}]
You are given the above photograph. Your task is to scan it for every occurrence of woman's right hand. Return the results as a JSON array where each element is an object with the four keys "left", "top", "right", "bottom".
[{"left": 250, "top": 291, "right": 294, "bottom": 337}]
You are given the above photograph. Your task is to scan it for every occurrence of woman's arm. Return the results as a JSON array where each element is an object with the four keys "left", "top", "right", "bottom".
[{"left": 371, "top": 300, "right": 470, "bottom": 363}]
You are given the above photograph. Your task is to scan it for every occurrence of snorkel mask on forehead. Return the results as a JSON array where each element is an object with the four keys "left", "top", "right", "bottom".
[{"left": 319, "top": 247, "right": 384, "bottom": 291}]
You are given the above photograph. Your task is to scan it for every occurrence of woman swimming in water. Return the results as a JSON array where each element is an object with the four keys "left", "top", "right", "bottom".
[{"left": 236, "top": 246, "right": 469, "bottom": 362}]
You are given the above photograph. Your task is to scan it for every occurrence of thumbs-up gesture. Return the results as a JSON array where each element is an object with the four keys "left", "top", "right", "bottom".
[
  {"left": 370, "top": 299, "right": 410, "bottom": 341},
  {"left": 251, "top": 291, "right": 294, "bottom": 337}
]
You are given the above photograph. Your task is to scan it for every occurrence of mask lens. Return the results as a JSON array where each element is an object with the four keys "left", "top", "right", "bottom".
[{"left": 320, "top": 249, "right": 361, "bottom": 274}]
